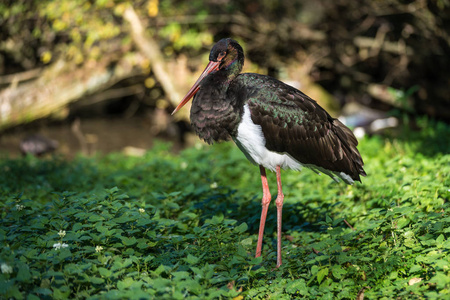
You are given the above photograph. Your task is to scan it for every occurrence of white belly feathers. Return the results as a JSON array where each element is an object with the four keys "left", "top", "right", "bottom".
[{"left": 233, "top": 104, "right": 303, "bottom": 172}]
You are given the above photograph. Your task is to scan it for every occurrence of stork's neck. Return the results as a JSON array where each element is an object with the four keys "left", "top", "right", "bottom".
[
  {"left": 221, "top": 60, "right": 242, "bottom": 84},
  {"left": 190, "top": 73, "right": 243, "bottom": 144},
  {"left": 199, "top": 61, "right": 241, "bottom": 97},
  {"left": 217, "top": 44, "right": 244, "bottom": 84}
]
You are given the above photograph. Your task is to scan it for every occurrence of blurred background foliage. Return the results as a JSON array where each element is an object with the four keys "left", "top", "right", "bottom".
[{"left": 0, "top": 0, "right": 449, "bottom": 154}]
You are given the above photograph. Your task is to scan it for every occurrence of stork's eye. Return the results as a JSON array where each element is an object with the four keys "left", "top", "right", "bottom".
[{"left": 217, "top": 51, "right": 226, "bottom": 61}]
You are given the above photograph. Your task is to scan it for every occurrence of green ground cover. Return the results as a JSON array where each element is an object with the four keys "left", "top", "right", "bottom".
[{"left": 1, "top": 118, "right": 449, "bottom": 299}]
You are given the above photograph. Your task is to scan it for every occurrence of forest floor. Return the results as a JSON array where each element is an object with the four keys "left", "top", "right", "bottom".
[{"left": 1, "top": 117, "right": 449, "bottom": 299}]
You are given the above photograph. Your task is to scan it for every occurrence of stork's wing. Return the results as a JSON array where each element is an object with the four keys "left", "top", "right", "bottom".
[{"left": 239, "top": 74, "right": 366, "bottom": 182}]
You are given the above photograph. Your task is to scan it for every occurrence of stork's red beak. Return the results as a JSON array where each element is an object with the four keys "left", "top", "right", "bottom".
[{"left": 171, "top": 61, "right": 221, "bottom": 115}]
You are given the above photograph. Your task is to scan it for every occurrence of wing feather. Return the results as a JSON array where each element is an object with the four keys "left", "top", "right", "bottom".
[{"left": 241, "top": 74, "right": 365, "bottom": 182}]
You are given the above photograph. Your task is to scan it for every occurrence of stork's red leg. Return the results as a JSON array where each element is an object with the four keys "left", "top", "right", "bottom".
[
  {"left": 275, "top": 165, "right": 284, "bottom": 267},
  {"left": 255, "top": 165, "right": 271, "bottom": 258}
]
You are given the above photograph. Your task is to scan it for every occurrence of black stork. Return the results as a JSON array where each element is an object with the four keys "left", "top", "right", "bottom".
[{"left": 172, "top": 38, "right": 366, "bottom": 267}]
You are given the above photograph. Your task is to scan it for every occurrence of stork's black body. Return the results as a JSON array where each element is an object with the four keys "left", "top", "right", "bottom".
[{"left": 172, "top": 38, "right": 366, "bottom": 267}]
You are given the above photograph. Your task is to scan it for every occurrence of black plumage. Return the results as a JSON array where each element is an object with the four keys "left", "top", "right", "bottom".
[
  {"left": 172, "top": 38, "right": 366, "bottom": 267},
  {"left": 231, "top": 73, "right": 365, "bottom": 182}
]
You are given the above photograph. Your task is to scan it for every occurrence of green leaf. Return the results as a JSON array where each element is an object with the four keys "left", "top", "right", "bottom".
[
  {"left": 442, "top": 239, "right": 450, "bottom": 249},
  {"left": 32, "top": 288, "right": 53, "bottom": 296},
  {"left": 404, "top": 238, "right": 416, "bottom": 248},
  {"left": 409, "top": 265, "right": 422, "bottom": 273},
  {"left": 113, "top": 215, "right": 133, "bottom": 224},
  {"left": 396, "top": 217, "right": 410, "bottom": 229},
  {"left": 317, "top": 267, "right": 329, "bottom": 284},
  {"left": 90, "top": 277, "right": 105, "bottom": 284},
  {"left": 117, "top": 277, "right": 135, "bottom": 290},
  {"left": 436, "top": 234, "right": 445, "bottom": 247},
  {"left": 311, "top": 265, "right": 319, "bottom": 276},
  {"left": 235, "top": 222, "right": 248, "bottom": 233},
  {"left": 429, "top": 272, "right": 450, "bottom": 289},
  {"left": 88, "top": 214, "right": 105, "bottom": 222},
  {"left": 331, "top": 265, "right": 346, "bottom": 279},
  {"left": 190, "top": 266, "right": 202, "bottom": 276},
  {"left": 152, "top": 264, "right": 166, "bottom": 276},
  {"left": 434, "top": 259, "right": 449, "bottom": 270},
  {"left": 183, "top": 254, "right": 200, "bottom": 265},
  {"left": 16, "top": 262, "right": 32, "bottom": 282},
  {"left": 106, "top": 186, "right": 119, "bottom": 194},
  {"left": 285, "top": 279, "right": 308, "bottom": 295},
  {"left": 120, "top": 236, "right": 137, "bottom": 246},
  {"left": 136, "top": 240, "right": 150, "bottom": 249},
  {"left": 240, "top": 237, "right": 253, "bottom": 246},
  {"left": 98, "top": 267, "right": 112, "bottom": 277},
  {"left": 389, "top": 271, "right": 398, "bottom": 280},
  {"left": 53, "top": 287, "right": 70, "bottom": 299},
  {"left": 250, "top": 256, "right": 263, "bottom": 265}
]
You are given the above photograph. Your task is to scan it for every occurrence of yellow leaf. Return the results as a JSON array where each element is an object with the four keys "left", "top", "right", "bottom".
[
  {"left": 141, "top": 59, "right": 151, "bottom": 73},
  {"left": 148, "top": 0, "right": 158, "bottom": 17},
  {"left": 156, "top": 100, "right": 168, "bottom": 109},
  {"left": 41, "top": 51, "right": 52, "bottom": 64},
  {"left": 145, "top": 77, "right": 156, "bottom": 88}
]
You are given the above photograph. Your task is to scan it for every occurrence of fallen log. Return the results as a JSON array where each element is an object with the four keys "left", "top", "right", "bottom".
[{"left": 0, "top": 54, "right": 144, "bottom": 130}]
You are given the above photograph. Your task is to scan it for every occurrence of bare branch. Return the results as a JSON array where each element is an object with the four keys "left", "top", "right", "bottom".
[
  {"left": 0, "top": 68, "right": 44, "bottom": 85},
  {"left": 81, "top": 84, "right": 145, "bottom": 106},
  {"left": 124, "top": 7, "right": 183, "bottom": 112}
]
